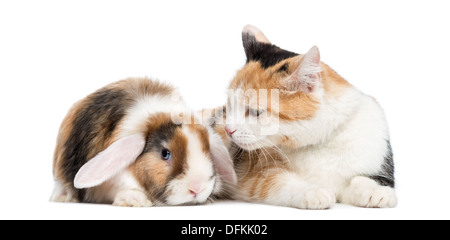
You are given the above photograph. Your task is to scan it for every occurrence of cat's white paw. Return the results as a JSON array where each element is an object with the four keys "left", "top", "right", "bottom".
[
  {"left": 344, "top": 176, "right": 397, "bottom": 208},
  {"left": 113, "top": 189, "right": 153, "bottom": 207},
  {"left": 353, "top": 186, "right": 397, "bottom": 208},
  {"left": 297, "top": 187, "right": 336, "bottom": 210}
]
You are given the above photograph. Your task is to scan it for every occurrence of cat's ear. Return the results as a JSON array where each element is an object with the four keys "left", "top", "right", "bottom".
[
  {"left": 242, "top": 24, "right": 271, "bottom": 44},
  {"left": 242, "top": 24, "right": 271, "bottom": 61},
  {"left": 282, "top": 46, "right": 321, "bottom": 93}
]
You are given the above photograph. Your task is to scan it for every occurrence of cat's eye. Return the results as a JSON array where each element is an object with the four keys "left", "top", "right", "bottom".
[
  {"left": 161, "top": 149, "right": 171, "bottom": 161},
  {"left": 249, "top": 109, "right": 264, "bottom": 117}
]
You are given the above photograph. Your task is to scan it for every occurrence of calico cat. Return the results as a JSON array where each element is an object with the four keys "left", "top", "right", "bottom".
[{"left": 222, "top": 25, "right": 397, "bottom": 209}]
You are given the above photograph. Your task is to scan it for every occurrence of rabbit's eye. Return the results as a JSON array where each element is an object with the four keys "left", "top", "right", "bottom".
[{"left": 161, "top": 149, "right": 171, "bottom": 161}]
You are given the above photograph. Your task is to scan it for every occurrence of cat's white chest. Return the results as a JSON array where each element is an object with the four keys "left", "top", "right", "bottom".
[
  {"left": 281, "top": 95, "right": 389, "bottom": 193},
  {"left": 283, "top": 145, "right": 350, "bottom": 192}
]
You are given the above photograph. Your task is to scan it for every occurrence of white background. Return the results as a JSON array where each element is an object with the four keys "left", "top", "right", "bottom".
[{"left": 1, "top": 0, "right": 449, "bottom": 220}]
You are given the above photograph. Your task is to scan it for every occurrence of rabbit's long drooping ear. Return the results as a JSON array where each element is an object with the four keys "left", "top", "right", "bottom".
[
  {"left": 74, "top": 134, "right": 146, "bottom": 189},
  {"left": 208, "top": 131, "right": 237, "bottom": 185}
]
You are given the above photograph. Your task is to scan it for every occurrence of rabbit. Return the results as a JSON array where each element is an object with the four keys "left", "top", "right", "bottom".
[{"left": 50, "top": 77, "right": 237, "bottom": 207}]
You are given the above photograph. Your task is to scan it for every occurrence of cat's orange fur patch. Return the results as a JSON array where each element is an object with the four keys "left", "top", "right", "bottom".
[
  {"left": 229, "top": 56, "right": 351, "bottom": 121},
  {"left": 233, "top": 147, "right": 290, "bottom": 201},
  {"left": 258, "top": 174, "right": 280, "bottom": 199}
]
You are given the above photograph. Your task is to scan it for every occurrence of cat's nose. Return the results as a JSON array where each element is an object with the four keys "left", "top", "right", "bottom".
[{"left": 225, "top": 127, "right": 237, "bottom": 137}]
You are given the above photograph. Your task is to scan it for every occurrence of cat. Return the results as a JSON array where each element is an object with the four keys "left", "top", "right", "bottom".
[{"left": 220, "top": 25, "right": 397, "bottom": 209}]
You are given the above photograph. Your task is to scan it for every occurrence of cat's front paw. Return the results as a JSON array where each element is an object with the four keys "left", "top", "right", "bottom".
[
  {"left": 344, "top": 176, "right": 397, "bottom": 208},
  {"left": 353, "top": 186, "right": 397, "bottom": 208},
  {"left": 297, "top": 187, "right": 336, "bottom": 210},
  {"left": 113, "top": 189, "right": 153, "bottom": 207}
]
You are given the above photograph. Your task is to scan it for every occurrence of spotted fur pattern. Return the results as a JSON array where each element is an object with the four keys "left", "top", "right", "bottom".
[
  {"left": 224, "top": 25, "right": 396, "bottom": 209},
  {"left": 51, "top": 78, "right": 235, "bottom": 206}
]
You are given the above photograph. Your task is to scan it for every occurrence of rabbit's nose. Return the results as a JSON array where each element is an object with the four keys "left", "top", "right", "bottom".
[{"left": 188, "top": 181, "right": 204, "bottom": 198}]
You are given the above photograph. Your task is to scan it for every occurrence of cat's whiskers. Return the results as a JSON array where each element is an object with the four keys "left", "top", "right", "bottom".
[
  {"left": 250, "top": 142, "right": 265, "bottom": 176},
  {"left": 245, "top": 143, "right": 253, "bottom": 176},
  {"left": 231, "top": 144, "right": 244, "bottom": 160},
  {"left": 260, "top": 145, "right": 282, "bottom": 175},
  {"left": 261, "top": 141, "right": 284, "bottom": 175},
  {"left": 252, "top": 141, "right": 270, "bottom": 176},
  {"left": 264, "top": 138, "right": 290, "bottom": 162}
]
